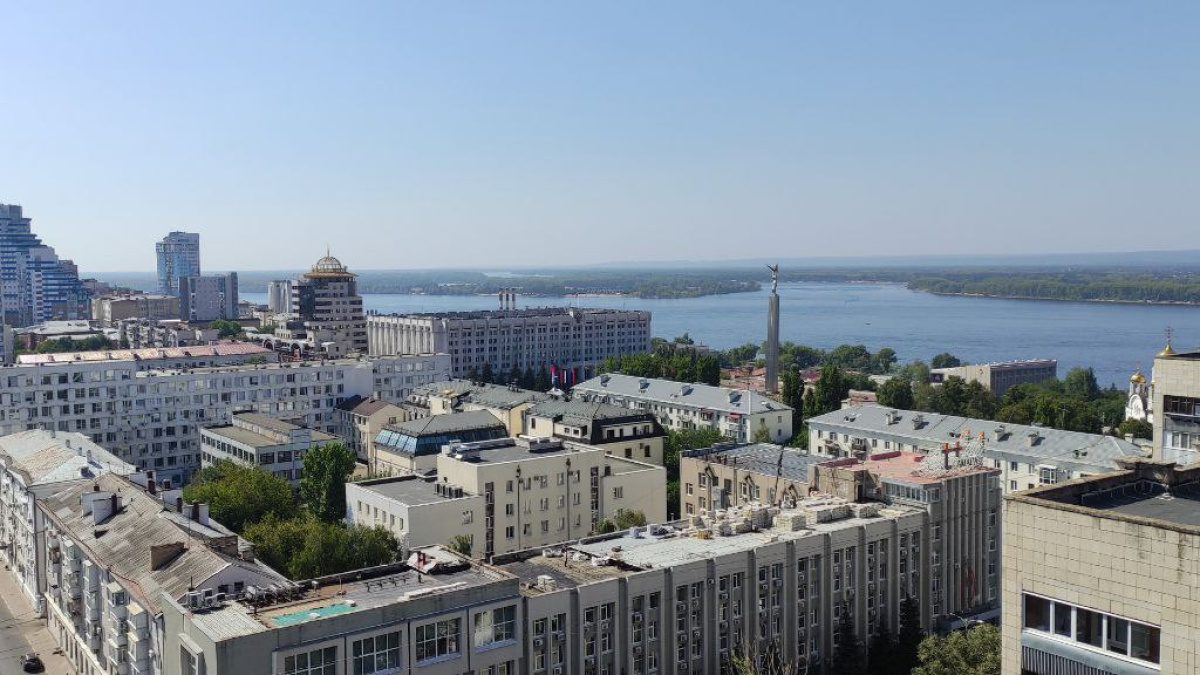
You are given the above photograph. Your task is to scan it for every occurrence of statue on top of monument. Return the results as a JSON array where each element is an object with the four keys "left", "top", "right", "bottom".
[{"left": 766, "top": 264, "right": 779, "bottom": 294}]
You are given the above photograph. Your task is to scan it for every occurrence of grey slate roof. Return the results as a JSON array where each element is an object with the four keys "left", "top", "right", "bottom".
[
  {"left": 573, "top": 373, "right": 791, "bottom": 415},
  {"left": 805, "top": 404, "right": 1184, "bottom": 474},
  {"left": 387, "top": 410, "right": 507, "bottom": 437},
  {"left": 38, "top": 474, "right": 286, "bottom": 613},
  {"left": 682, "top": 443, "right": 825, "bottom": 482},
  {"left": 416, "top": 380, "right": 551, "bottom": 410},
  {"left": 529, "top": 399, "right": 654, "bottom": 425},
  {"left": 0, "top": 430, "right": 133, "bottom": 485}
]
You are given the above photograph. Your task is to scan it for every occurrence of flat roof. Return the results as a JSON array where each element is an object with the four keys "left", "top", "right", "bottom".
[
  {"left": 204, "top": 420, "right": 337, "bottom": 449},
  {"left": 1083, "top": 483, "right": 1200, "bottom": 527},
  {"left": 353, "top": 476, "right": 475, "bottom": 506},
  {"left": 387, "top": 410, "right": 506, "bottom": 437},
  {"left": 377, "top": 307, "right": 649, "bottom": 321},
  {"left": 573, "top": 373, "right": 791, "bottom": 415},
  {"left": 831, "top": 450, "right": 998, "bottom": 486},
  {"left": 16, "top": 342, "right": 269, "bottom": 365}
]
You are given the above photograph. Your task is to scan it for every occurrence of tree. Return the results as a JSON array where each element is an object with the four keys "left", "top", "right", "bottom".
[
  {"left": 447, "top": 534, "right": 474, "bottom": 557},
  {"left": 875, "top": 347, "right": 898, "bottom": 374},
  {"left": 614, "top": 509, "right": 647, "bottom": 529},
  {"left": 695, "top": 355, "right": 721, "bottom": 386},
  {"left": 810, "top": 363, "right": 846, "bottom": 417},
  {"left": 507, "top": 364, "right": 522, "bottom": 386},
  {"left": 480, "top": 361, "right": 495, "bottom": 384},
  {"left": 914, "top": 623, "right": 1000, "bottom": 675},
  {"left": 593, "top": 518, "right": 617, "bottom": 535},
  {"left": 674, "top": 332, "right": 695, "bottom": 345},
  {"left": 535, "top": 366, "right": 552, "bottom": 391},
  {"left": 830, "top": 609, "right": 867, "bottom": 675},
  {"left": 877, "top": 378, "right": 914, "bottom": 409},
  {"left": 930, "top": 353, "right": 962, "bottom": 369},
  {"left": 301, "top": 442, "right": 358, "bottom": 523},
  {"left": 895, "top": 595, "right": 924, "bottom": 674},
  {"left": 868, "top": 619, "right": 898, "bottom": 675},
  {"left": 210, "top": 319, "right": 243, "bottom": 339},
  {"left": 1116, "top": 417, "right": 1153, "bottom": 440},
  {"left": 182, "top": 460, "right": 298, "bottom": 533},
  {"left": 752, "top": 419, "right": 772, "bottom": 444},
  {"left": 244, "top": 514, "right": 400, "bottom": 579},
  {"left": 1063, "top": 367, "right": 1100, "bottom": 400},
  {"left": 521, "top": 366, "right": 536, "bottom": 389}
]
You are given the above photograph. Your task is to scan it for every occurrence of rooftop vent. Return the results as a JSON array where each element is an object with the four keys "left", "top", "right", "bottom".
[{"left": 638, "top": 379, "right": 649, "bottom": 391}]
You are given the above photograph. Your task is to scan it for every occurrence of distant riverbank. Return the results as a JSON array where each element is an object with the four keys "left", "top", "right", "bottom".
[{"left": 918, "top": 289, "right": 1200, "bottom": 307}]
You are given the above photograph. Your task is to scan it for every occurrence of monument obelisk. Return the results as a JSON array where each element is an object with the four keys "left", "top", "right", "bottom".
[{"left": 765, "top": 264, "right": 780, "bottom": 395}]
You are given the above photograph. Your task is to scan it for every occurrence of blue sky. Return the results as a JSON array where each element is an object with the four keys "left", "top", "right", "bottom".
[{"left": 2, "top": 2, "right": 1197, "bottom": 272}]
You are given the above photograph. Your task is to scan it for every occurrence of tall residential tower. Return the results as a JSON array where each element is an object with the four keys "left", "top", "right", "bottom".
[
  {"left": 155, "top": 231, "right": 200, "bottom": 296},
  {"left": 0, "top": 204, "right": 85, "bottom": 326}
]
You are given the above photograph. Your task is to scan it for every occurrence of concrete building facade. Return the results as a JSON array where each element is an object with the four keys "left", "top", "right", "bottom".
[
  {"left": 179, "top": 272, "right": 239, "bottom": 322},
  {"left": 1152, "top": 342, "right": 1200, "bottom": 459},
  {"left": 284, "top": 254, "right": 368, "bottom": 358},
  {"left": 336, "top": 396, "right": 415, "bottom": 462},
  {"left": 366, "top": 307, "right": 652, "bottom": 381},
  {"left": 1002, "top": 458, "right": 1198, "bottom": 674},
  {"left": 524, "top": 398, "right": 667, "bottom": 465},
  {"left": 930, "top": 358, "right": 1057, "bottom": 397},
  {"left": 92, "top": 294, "right": 181, "bottom": 326},
  {"left": 200, "top": 412, "right": 339, "bottom": 486},
  {"left": 573, "top": 373, "right": 794, "bottom": 444},
  {"left": 415, "top": 380, "right": 552, "bottom": 436},
  {"left": 0, "top": 352, "right": 449, "bottom": 485}
]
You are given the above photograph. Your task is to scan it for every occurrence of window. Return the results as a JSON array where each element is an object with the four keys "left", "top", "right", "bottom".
[
  {"left": 613, "top": 487, "right": 624, "bottom": 499},
  {"left": 284, "top": 646, "right": 337, "bottom": 675},
  {"left": 352, "top": 632, "right": 400, "bottom": 674},
  {"left": 416, "top": 618, "right": 460, "bottom": 662},
  {"left": 475, "top": 606, "right": 517, "bottom": 647},
  {"left": 1023, "top": 594, "right": 1160, "bottom": 665},
  {"left": 1024, "top": 594, "right": 1049, "bottom": 632},
  {"left": 181, "top": 648, "right": 202, "bottom": 675},
  {"left": 1039, "top": 467, "right": 1059, "bottom": 485}
]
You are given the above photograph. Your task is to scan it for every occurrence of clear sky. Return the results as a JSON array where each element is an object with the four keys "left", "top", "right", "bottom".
[{"left": 2, "top": 2, "right": 1197, "bottom": 272}]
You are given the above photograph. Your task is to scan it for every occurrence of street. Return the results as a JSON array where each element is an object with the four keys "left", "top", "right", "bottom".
[{"left": 0, "top": 568, "right": 74, "bottom": 674}]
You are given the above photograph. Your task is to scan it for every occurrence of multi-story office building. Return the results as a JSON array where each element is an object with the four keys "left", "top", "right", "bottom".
[
  {"left": 200, "top": 412, "right": 338, "bottom": 486},
  {"left": 37, "top": 471, "right": 289, "bottom": 675},
  {"left": 372, "top": 411, "right": 509, "bottom": 476},
  {"left": 155, "top": 231, "right": 201, "bottom": 296},
  {"left": 0, "top": 351, "right": 450, "bottom": 485},
  {"left": 91, "top": 293, "right": 181, "bottom": 326},
  {"left": 525, "top": 398, "right": 667, "bottom": 465},
  {"left": 573, "top": 373, "right": 794, "bottom": 444},
  {"left": 1002, "top": 456, "right": 1198, "bottom": 674},
  {"left": 681, "top": 442, "right": 1002, "bottom": 627},
  {"left": 929, "top": 358, "right": 1057, "bottom": 396},
  {"left": 0, "top": 203, "right": 85, "bottom": 326},
  {"left": 1151, "top": 339, "right": 1200, "bottom": 458},
  {"left": 353, "top": 436, "right": 667, "bottom": 559},
  {"left": 116, "top": 318, "right": 219, "bottom": 348},
  {"left": 366, "top": 306, "right": 652, "bottom": 381},
  {"left": 266, "top": 279, "right": 294, "bottom": 315},
  {"left": 805, "top": 404, "right": 1194, "bottom": 494},
  {"left": 281, "top": 253, "right": 368, "bottom": 357},
  {"left": 0, "top": 430, "right": 133, "bottom": 611},
  {"left": 335, "top": 396, "right": 416, "bottom": 462},
  {"left": 179, "top": 272, "right": 238, "bottom": 322}
]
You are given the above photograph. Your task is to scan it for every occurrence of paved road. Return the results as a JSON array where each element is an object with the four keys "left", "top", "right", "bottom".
[{"left": 0, "top": 567, "right": 74, "bottom": 674}]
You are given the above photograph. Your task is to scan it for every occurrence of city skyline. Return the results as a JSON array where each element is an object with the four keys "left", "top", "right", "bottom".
[{"left": 3, "top": 2, "right": 1198, "bottom": 272}]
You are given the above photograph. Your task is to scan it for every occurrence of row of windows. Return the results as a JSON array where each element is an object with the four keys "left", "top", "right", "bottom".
[{"left": 1023, "top": 593, "right": 1160, "bottom": 664}]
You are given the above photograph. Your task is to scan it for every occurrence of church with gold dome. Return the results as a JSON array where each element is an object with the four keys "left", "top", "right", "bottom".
[{"left": 1126, "top": 337, "right": 1184, "bottom": 425}]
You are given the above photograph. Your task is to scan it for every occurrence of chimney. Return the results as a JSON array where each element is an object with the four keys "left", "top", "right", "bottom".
[
  {"left": 198, "top": 504, "right": 210, "bottom": 526},
  {"left": 147, "top": 479, "right": 157, "bottom": 495},
  {"left": 191, "top": 502, "right": 200, "bottom": 521},
  {"left": 176, "top": 496, "right": 184, "bottom": 513},
  {"left": 149, "top": 542, "right": 186, "bottom": 571}
]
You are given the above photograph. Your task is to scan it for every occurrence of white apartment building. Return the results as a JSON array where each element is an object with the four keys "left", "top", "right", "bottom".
[
  {"left": 804, "top": 404, "right": 1195, "bottom": 495},
  {"left": 366, "top": 306, "right": 652, "bottom": 381},
  {"left": 0, "top": 430, "right": 133, "bottom": 612},
  {"left": 573, "top": 373, "right": 794, "bottom": 444},
  {"left": 200, "top": 412, "right": 339, "bottom": 486},
  {"left": 351, "top": 436, "right": 667, "bottom": 559},
  {"left": 0, "top": 352, "right": 449, "bottom": 485},
  {"left": 37, "top": 472, "right": 288, "bottom": 675}
]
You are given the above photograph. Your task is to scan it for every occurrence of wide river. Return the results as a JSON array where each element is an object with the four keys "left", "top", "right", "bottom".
[{"left": 243, "top": 282, "right": 1200, "bottom": 388}]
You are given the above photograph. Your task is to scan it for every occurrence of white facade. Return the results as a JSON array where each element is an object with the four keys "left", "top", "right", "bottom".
[
  {"left": 266, "top": 279, "right": 294, "bottom": 315},
  {"left": 0, "top": 430, "right": 133, "bottom": 612},
  {"left": 347, "top": 476, "right": 488, "bottom": 554},
  {"left": 573, "top": 373, "right": 794, "bottom": 444},
  {"left": 0, "top": 353, "right": 449, "bottom": 485},
  {"left": 367, "top": 307, "right": 652, "bottom": 380},
  {"left": 200, "top": 412, "right": 338, "bottom": 486}
]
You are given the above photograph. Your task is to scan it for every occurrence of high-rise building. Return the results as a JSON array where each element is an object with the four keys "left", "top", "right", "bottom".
[
  {"left": 1151, "top": 336, "right": 1200, "bottom": 457},
  {"left": 179, "top": 272, "right": 239, "bottom": 321},
  {"left": 0, "top": 204, "right": 85, "bottom": 326},
  {"left": 266, "top": 279, "right": 294, "bottom": 314},
  {"left": 288, "top": 253, "right": 367, "bottom": 357},
  {"left": 155, "top": 231, "right": 200, "bottom": 296}
]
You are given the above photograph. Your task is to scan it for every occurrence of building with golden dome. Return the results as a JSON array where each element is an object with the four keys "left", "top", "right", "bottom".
[
  {"left": 281, "top": 252, "right": 368, "bottom": 357},
  {"left": 1125, "top": 368, "right": 1153, "bottom": 424},
  {"left": 1153, "top": 334, "right": 1200, "bottom": 459}
]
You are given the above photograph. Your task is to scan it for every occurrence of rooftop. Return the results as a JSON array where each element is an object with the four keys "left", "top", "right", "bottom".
[
  {"left": 930, "top": 358, "right": 1057, "bottom": 372},
  {"left": 528, "top": 398, "right": 656, "bottom": 426},
  {"left": 573, "top": 373, "right": 791, "bottom": 415},
  {"left": 682, "top": 443, "right": 826, "bottom": 483},
  {"left": 415, "top": 379, "right": 552, "bottom": 410},
  {"left": 202, "top": 423, "right": 337, "bottom": 450},
  {"left": 335, "top": 395, "right": 401, "bottom": 416},
  {"left": 351, "top": 475, "right": 476, "bottom": 506},
  {"left": 0, "top": 430, "right": 134, "bottom": 486},
  {"left": 806, "top": 404, "right": 1177, "bottom": 471},
  {"left": 1010, "top": 459, "right": 1200, "bottom": 533},
  {"left": 16, "top": 342, "right": 270, "bottom": 365},
  {"left": 376, "top": 307, "right": 649, "bottom": 321},
  {"left": 385, "top": 410, "right": 507, "bottom": 437},
  {"left": 824, "top": 449, "right": 998, "bottom": 486}
]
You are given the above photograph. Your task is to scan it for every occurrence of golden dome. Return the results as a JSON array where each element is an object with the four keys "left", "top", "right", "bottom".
[
  {"left": 1130, "top": 370, "right": 1146, "bottom": 384},
  {"left": 1158, "top": 342, "right": 1176, "bottom": 357}
]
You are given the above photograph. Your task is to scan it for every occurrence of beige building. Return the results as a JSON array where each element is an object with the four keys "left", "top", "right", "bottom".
[
  {"left": 91, "top": 293, "right": 180, "bottom": 326},
  {"left": 335, "top": 396, "right": 416, "bottom": 463},
  {"left": 346, "top": 475, "right": 487, "bottom": 555},
  {"left": 1002, "top": 457, "right": 1197, "bottom": 674},
  {"left": 436, "top": 436, "right": 667, "bottom": 559},
  {"left": 930, "top": 358, "right": 1057, "bottom": 396},
  {"left": 416, "top": 379, "right": 551, "bottom": 435},
  {"left": 524, "top": 399, "right": 667, "bottom": 465},
  {"left": 573, "top": 373, "right": 794, "bottom": 444},
  {"left": 1152, "top": 340, "right": 1200, "bottom": 458},
  {"left": 200, "top": 412, "right": 338, "bottom": 486},
  {"left": 679, "top": 442, "right": 820, "bottom": 517}
]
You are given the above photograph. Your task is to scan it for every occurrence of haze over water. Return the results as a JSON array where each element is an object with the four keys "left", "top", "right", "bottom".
[{"left": 244, "top": 282, "right": 1200, "bottom": 388}]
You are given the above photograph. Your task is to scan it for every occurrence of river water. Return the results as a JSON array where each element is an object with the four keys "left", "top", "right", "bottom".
[{"left": 243, "top": 282, "right": 1200, "bottom": 388}]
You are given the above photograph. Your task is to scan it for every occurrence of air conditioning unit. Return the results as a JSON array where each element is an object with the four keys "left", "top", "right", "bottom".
[
  {"left": 632, "top": 612, "right": 643, "bottom": 623},
  {"left": 679, "top": 663, "right": 690, "bottom": 673},
  {"left": 773, "top": 578, "right": 783, "bottom": 588},
  {"left": 600, "top": 620, "right": 610, "bottom": 632},
  {"left": 718, "top": 592, "right": 729, "bottom": 602},
  {"left": 678, "top": 633, "right": 688, "bottom": 644},
  {"left": 533, "top": 637, "right": 545, "bottom": 649},
  {"left": 553, "top": 668, "right": 563, "bottom": 675},
  {"left": 691, "top": 599, "right": 701, "bottom": 610},
  {"left": 719, "top": 620, "right": 728, "bottom": 631},
  {"left": 676, "top": 601, "right": 687, "bottom": 612},
  {"left": 584, "top": 621, "right": 595, "bottom": 633},
  {"left": 692, "top": 627, "right": 701, "bottom": 638}
]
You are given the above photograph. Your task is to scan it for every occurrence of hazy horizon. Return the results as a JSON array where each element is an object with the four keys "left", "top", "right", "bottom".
[{"left": 5, "top": 2, "right": 1198, "bottom": 273}]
